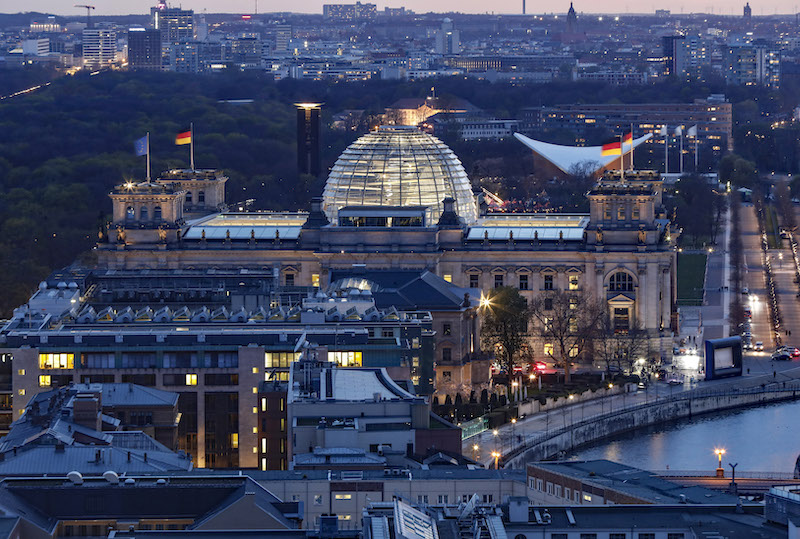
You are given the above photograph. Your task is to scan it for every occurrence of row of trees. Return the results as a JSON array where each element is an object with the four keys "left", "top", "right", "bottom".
[{"left": 480, "top": 286, "right": 650, "bottom": 384}]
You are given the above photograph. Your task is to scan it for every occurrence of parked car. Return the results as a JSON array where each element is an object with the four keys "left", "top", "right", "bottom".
[
  {"left": 755, "top": 341, "right": 764, "bottom": 351},
  {"left": 772, "top": 351, "right": 792, "bottom": 361}
]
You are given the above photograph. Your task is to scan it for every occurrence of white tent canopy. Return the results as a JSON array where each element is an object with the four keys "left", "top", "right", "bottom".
[{"left": 514, "top": 132, "right": 653, "bottom": 175}]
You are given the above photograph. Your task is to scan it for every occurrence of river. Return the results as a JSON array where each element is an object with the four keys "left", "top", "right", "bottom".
[{"left": 564, "top": 399, "right": 800, "bottom": 473}]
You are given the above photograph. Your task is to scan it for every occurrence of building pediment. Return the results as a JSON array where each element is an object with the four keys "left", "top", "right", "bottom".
[{"left": 607, "top": 293, "right": 635, "bottom": 304}]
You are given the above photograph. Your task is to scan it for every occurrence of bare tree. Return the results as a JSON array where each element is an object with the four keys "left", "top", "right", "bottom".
[
  {"left": 595, "top": 311, "right": 650, "bottom": 375},
  {"left": 528, "top": 290, "right": 605, "bottom": 383},
  {"left": 479, "top": 286, "right": 529, "bottom": 376}
]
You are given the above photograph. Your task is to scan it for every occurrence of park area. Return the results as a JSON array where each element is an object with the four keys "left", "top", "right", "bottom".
[{"left": 677, "top": 253, "right": 707, "bottom": 306}]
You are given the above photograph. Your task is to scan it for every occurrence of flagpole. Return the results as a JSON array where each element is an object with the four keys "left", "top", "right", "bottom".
[
  {"left": 679, "top": 129, "right": 684, "bottom": 175},
  {"left": 630, "top": 123, "right": 634, "bottom": 171},
  {"left": 146, "top": 132, "right": 151, "bottom": 181},
  {"left": 190, "top": 122, "right": 195, "bottom": 171},
  {"left": 620, "top": 133, "right": 624, "bottom": 179}
]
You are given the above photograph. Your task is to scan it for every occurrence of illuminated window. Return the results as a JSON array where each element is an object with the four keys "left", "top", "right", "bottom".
[
  {"left": 617, "top": 207, "right": 625, "bottom": 220},
  {"left": 334, "top": 494, "right": 352, "bottom": 500},
  {"left": 261, "top": 438, "right": 267, "bottom": 453},
  {"left": 252, "top": 387, "right": 257, "bottom": 394},
  {"left": 17, "top": 389, "right": 25, "bottom": 396},
  {"left": 253, "top": 427, "right": 258, "bottom": 434},
  {"left": 280, "top": 398, "right": 284, "bottom": 412},
  {"left": 231, "top": 433, "right": 239, "bottom": 448},
  {"left": 39, "top": 353, "right": 74, "bottom": 370},
  {"left": 252, "top": 407, "right": 257, "bottom": 414},
  {"left": 261, "top": 457, "right": 267, "bottom": 471},
  {"left": 569, "top": 275, "right": 579, "bottom": 290},
  {"left": 17, "top": 369, "right": 25, "bottom": 376},
  {"left": 338, "top": 515, "right": 352, "bottom": 521},
  {"left": 312, "top": 273, "right": 320, "bottom": 287},
  {"left": 38, "top": 375, "right": 51, "bottom": 387},
  {"left": 569, "top": 346, "right": 579, "bottom": 358},
  {"left": 544, "top": 343, "right": 554, "bottom": 357},
  {"left": 252, "top": 367, "right": 259, "bottom": 374},
  {"left": 609, "top": 271, "right": 634, "bottom": 292},
  {"left": 603, "top": 207, "right": 611, "bottom": 220},
  {"left": 443, "top": 274, "right": 452, "bottom": 283},
  {"left": 185, "top": 374, "right": 198, "bottom": 386},
  {"left": 280, "top": 418, "right": 285, "bottom": 431},
  {"left": 265, "top": 352, "right": 301, "bottom": 368},
  {"left": 327, "top": 351, "right": 362, "bottom": 367},
  {"left": 632, "top": 206, "right": 640, "bottom": 220},
  {"left": 583, "top": 493, "right": 592, "bottom": 502},
  {"left": 261, "top": 397, "right": 267, "bottom": 412}
]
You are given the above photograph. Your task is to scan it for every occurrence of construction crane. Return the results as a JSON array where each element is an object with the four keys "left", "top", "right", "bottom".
[{"left": 74, "top": 4, "right": 96, "bottom": 29}]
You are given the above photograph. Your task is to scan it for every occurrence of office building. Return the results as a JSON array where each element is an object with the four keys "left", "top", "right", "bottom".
[
  {"left": 275, "top": 25, "right": 292, "bottom": 53},
  {"left": 662, "top": 34, "right": 712, "bottom": 79},
  {"left": 153, "top": 7, "right": 194, "bottom": 68},
  {"left": 286, "top": 357, "right": 461, "bottom": 467},
  {"left": 530, "top": 95, "right": 734, "bottom": 160},
  {"left": 127, "top": 28, "right": 162, "bottom": 71},
  {"left": 21, "top": 38, "right": 49, "bottom": 56},
  {"left": 723, "top": 42, "right": 781, "bottom": 88},
  {"left": 82, "top": 29, "right": 116, "bottom": 69},
  {"left": 323, "top": 2, "right": 377, "bottom": 21},
  {"left": 434, "top": 18, "right": 460, "bottom": 55},
  {"left": 296, "top": 103, "right": 322, "bottom": 178}
]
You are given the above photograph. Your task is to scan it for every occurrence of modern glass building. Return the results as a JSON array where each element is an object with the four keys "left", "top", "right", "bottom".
[{"left": 322, "top": 126, "right": 478, "bottom": 225}]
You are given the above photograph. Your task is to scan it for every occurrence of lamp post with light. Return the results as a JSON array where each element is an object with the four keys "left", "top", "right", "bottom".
[
  {"left": 472, "top": 444, "right": 479, "bottom": 462},
  {"left": 491, "top": 451, "right": 500, "bottom": 470},
  {"left": 714, "top": 448, "right": 726, "bottom": 477}
]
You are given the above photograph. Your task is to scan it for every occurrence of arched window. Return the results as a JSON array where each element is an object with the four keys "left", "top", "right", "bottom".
[
  {"left": 153, "top": 206, "right": 162, "bottom": 221},
  {"left": 186, "top": 191, "right": 193, "bottom": 204},
  {"left": 198, "top": 191, "right": 205, "bottom": 204},
  {"left": 609, "top": 271, "right": 634, "bottom": 292},
  {"left": 140, "top": 207, "right": 149, "bottom": 221},
  {"left": 126, "top": 206, "right": 135, "bottom": 220}
]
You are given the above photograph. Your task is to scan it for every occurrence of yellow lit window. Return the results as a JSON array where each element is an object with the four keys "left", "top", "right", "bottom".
[
  {"left": 231, "top": 433, "right": 239, "bottom": 448},
  {"left": 261, "top": 457, "right": 267, "bottom": 471},
  {"left": 261, "top": 397, "right": 267, "bottom": 412},
  {"left": 569, "top": 346, "right": 579, "bottom": 358},
  {"left": 39, "top": 375, "right": 51, "bottom": 387},
  {"left": 443, "top": 274, "right": 452, "bottom": 283},
  {"left": 569, "top": 275, "right": 579, "bottom": 290},
  {"left": 19, "top": 409, "right": 24, "bottom": 416},
  {"left": 280, "top": 418, "right": 285, "bottom": 431},
  {"left": 252, "top": 407, "right": 258, "bottom": 414},
  {"left": 252, "top": 446, "right": 257, "bottom": 453},
  {"left": 253, "top": 427, "right": 258, "bottom": 433},
  {"left": 185, "top": 374, "right": 197, "bottom": 386},
  {"left": 328, "top": 351, "right": 362, "bottom": 367},
  {"left": 338, "top": 515, "right": 352, "bottom": 521},
  {"left": 17, "top": 389, "right": 25, "bottom": 396},
  {"left": 252, "top": 367, "right": 259, "bottom": 374},
  {"left": 280, "top": 398, "right": 284, "bottom": 412},
  {"left": 261, "top": 438, "right": 267, "bottom": 453},
  {"left": 17, "top": 369, "right": 25, "bottom": 376},
  {"left": 252, "top": 387, "right": 257, "bottom": 394},
  {"left": 617, "top": 207, "right": 625, "bottom": 220},
  {"left": 544, "top": 343, "right": 554, "bottom": 357},
  {"left": 312, "top": 273, "right": 320, "bottom": 287},
  {"left": 335, "top": 494, "right": 353, "bottom": 500},
  {"left": 38, "top": 353, "right": 74, "bottom": 370}
]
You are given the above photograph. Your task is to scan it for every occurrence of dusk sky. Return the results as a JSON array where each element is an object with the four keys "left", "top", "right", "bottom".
[{"left": 9, "top": 1, "right": 800, "bottom": 16}]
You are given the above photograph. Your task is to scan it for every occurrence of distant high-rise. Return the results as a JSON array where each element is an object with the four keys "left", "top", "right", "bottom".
[
  {"left": 322, "top": 2, "right": 377, "bottom": 21},
  {"left": 743, "top": 2, "right": 752, "bottom": 21},
  {"left": 434, "top": 18, "right": 460, "bottom": 55},
  {"left": 82, "top": 28, "right": 116, "bottom": 68},
  {"left": 153, "top": 7, "right": 194, "bottom": 67},
  {"left": 522, "top": 0, "right": 526, "bottom": 15},
  {"left": 275, "top": 25, "right": 292, "bottom": 53},
  {"left": 723, "top": 42, "right": 780, "bottom": 88},
  {"left": 566, "top": 2, "right": 578, "bottom": 33},
  {"left": 296, "top": 103, "right": 322, "bottom": 178},
  {"left": 128, "top": 28, "right": 162, "bottom": 71}
]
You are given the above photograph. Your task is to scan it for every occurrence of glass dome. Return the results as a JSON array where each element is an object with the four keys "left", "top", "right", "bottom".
[{"left": 322, "top": 126, "right": 478, "bottom": 225}]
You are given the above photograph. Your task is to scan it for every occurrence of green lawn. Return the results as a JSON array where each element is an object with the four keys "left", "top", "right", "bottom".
[{"left": 677, "top": 253, "right": 707, "bottom": 306}]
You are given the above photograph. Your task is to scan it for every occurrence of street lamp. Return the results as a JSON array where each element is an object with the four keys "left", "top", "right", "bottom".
[
  {"left": 472, "top": 444, "right": 479, "bottom": 461},
  {"left": 714, "top": 448, "right": 726, "bottom": 477},
  {"left": 491, "top": 450, "right": 501, "bottom": 469}
]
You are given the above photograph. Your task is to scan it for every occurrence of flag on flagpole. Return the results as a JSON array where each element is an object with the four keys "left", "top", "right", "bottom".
[
  {"left": 674, "top": 126, "right": 683, "bottom": 136},
  {"left": 623, "top": 131, "right": 633, "bottom": 144},
  {"left": 134, "top": 136, "right": 148, "bottom": 156},
  {"left": 601, "top": 138, "right": 622, "bottom": 156},
  {"left": 175, "top": 129, "right": 192, "bottom": 145},
  {"left": 687, "top": 125, "right": 698, "bottom": 137},
  {"left": 659, "top": 125, "right": 668, "bottom": 136}
]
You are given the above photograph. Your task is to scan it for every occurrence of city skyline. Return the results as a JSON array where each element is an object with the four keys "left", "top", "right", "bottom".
[{"left": 7, "top": 1, "right": 800, "bottom": 17}]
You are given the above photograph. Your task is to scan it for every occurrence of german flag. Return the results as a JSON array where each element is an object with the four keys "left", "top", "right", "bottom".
[
  {"left": 601, "top": 138, "right": 622, "bottom": 156},
  {"left": 175, "top": 130, "right": 191, "bottom": 145},
  {"left": 623, "top": 131, "right": 633, "bottom": 144}
]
